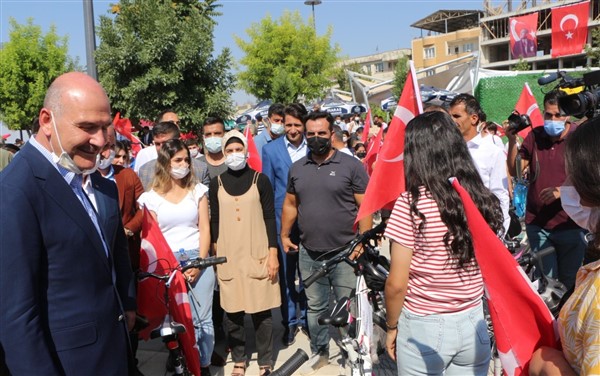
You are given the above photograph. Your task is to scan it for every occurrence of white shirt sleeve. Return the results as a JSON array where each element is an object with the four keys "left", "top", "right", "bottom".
[
  {"left": 560, "top": 185, "right": 598, "bottom": 232},
  {"left": 490, "top": 148, "right": 511, "bottom": 236},
  {"left": 138, "top": 190, "right": 158, "bottom": 212},
  {"left": 193, "top": 183, "right": 209, "bottom": 205}
]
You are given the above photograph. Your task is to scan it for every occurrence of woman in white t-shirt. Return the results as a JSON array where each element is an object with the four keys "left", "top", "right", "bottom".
[
  {"left": 384, "top": 111, "right": 504, "bottom": 375},
  {"left": 138, "top": 139, "right": 213, "bottom": 375}
]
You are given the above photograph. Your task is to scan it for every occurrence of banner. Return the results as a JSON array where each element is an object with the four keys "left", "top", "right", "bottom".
[
  {"left": 514, "top": 82, "right": 544, "bottom": 138},
  {"left": 510, "top": 13, "right": 538, "bottom": 59},
  {"left": 355, "top": 61, "right": 422, "bottom": 223},
  {"left": 243, "top": 123, "right": 262, "bottom": 172},
  {"left": 113, "top": 113, "right": 142, "bottom": 157},
  {"left": 552, "top": 1, "right": 589, "bottom": 58}
]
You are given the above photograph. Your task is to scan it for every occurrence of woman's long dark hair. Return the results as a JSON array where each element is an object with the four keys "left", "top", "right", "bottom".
[
  {"left": 404, "top": 111, "right": 503, "bottom": 268},
  {"left": 565, "top": 117, "right": 600, "bottom": 260}
]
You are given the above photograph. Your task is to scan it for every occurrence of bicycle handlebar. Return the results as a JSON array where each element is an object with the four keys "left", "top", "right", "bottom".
[
  {"left": 303, "top": 222, "right": 387, "bottom": 288},
  {"left": 138, "top": 256, "right": 228, "bottom": 281},
  {"left": 517, "top": 246, "right": 555, "bottom": 268}
]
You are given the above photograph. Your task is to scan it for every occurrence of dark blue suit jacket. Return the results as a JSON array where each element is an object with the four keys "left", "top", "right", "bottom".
[{"left": 0, "top": 143, "right": 135, "bottom": 375}]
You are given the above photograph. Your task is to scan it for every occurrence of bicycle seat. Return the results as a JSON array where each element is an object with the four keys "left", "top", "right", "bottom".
[
  {"left": 150, "top": 321, "right": 187, "bottom": 339},
  {"left": 318, "top": 297, "right": 350, "bottom": 327}
]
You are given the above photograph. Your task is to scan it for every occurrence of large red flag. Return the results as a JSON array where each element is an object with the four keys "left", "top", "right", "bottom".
[
  {"left": 355, "top": 61, "right": 422, "bottom": 223},
  {"left": 514, "top": 82, "right": 544, "bottom": 138},
  {"left": 113, "top": 113, "right": 143, "bottom": 158},
  {"left": 363, "top": 125, "right": 383, "bottom": 176},
  {"left": 138, "top": 208, "right": 201, "bottom": 376},
  {"left": 361, "top": 108, "right": 372, "bottom": 144},
  {"left": 450, "top": 178, "right": 558, "bottom": 376},
  {"left": 243, "top": 124, "right": 262, "bottom": 172},
  {"left": 509, "top": 13, "right": 538, "bottom": 59},
  {"left": 552, "top": 1, "right": 589, "bottom": 58}
]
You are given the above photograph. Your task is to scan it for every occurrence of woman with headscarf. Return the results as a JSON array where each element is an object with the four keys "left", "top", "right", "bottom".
[{"left": 208, "top": 130, "right": 280, "bottom": 376}]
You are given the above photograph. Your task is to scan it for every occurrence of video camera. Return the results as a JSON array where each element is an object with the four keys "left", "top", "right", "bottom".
[
  {"left": 506, "top": 111, "right": 532, "bottom": 134},
  {"left": 538, "top": 70, "right": 600, "bottom": 119}
]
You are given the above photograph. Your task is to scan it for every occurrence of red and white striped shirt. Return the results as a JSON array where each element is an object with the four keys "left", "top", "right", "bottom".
[{"left": 384, "top": 187, "right": 484, "bottom": 315}]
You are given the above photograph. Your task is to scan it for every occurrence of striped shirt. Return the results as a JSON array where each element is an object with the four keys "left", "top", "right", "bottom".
[{"left": 384, "top": 187, "right": 484, "bottom": 315}]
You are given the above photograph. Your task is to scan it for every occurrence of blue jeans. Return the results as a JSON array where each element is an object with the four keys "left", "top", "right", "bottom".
[
  {"left": 298, "top": 244, "right": 356, "bottom": 354},
  {"left": 185, "top": 249, "right": 215, "bottom": 368},
  {"left": 396, "top": 303, "right": 490, "bottom": 375},
  {"left": 277, "top": 237, "right": 308, "bottom": 329},
  {"left": 525, "top": 225, "right": 586, "bottom": 290}
]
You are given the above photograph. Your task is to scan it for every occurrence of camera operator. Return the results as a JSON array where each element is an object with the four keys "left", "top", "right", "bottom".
[{"left": 506, "top": 90, "right": 586, "bottom": 290}]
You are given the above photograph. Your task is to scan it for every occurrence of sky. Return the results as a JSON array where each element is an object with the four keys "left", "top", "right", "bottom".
[{"left": 0, "top": 0, "right": 508, "bottom": 107}]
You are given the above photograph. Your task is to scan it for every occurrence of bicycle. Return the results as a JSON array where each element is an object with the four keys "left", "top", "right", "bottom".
[
  {"left": 303, "top": 222, "right": 394, "bottom": 376},
  {"left": 137, "top": 256, "right": 227, "bottom": 376}
]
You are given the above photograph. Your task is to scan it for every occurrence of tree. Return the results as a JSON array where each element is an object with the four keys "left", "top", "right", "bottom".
[
  {"left": 235, "top": 11, "right": 340, "bottom": 103},
  {"left": 391, "top": 56, "right": 410, "bottom": 99},
  {"left": 332, "top": 62, "right": 362, "bottom": 93},
  {"left": 585, "top": 27, "right": 600, "bottom": 67},
  {"left": 96, "top": 0, "right": 235, "bottom": 132},
  {"left": 511, "top": 58, "right": 531, "bottom": 71},
  {"left": 0, "top": 18, "right": 78, "bottom": 132}
]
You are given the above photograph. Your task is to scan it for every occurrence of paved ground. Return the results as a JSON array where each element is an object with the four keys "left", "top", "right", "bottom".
[{"left": 138, "top": 240, "right": 396, "bottom": 376}]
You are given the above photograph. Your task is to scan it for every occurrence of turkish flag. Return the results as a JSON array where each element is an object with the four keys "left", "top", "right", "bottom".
[
  {"left": 113, "top": 112, "right": 143, "bottom": 158},
  {"left": 514, "top": 82, "right": 544, "bottom": 138},
  {"left": 361, "top": 108, "right": 372, "bottom": 144},
  {"left": 244, "top": 124, "right": 262, "bottom": 172},
  {"left": 552, "top": 1, "right": 589, "bottom": 58},
  {"left": 137, "top": 208, "right": 201, "bottom": 376},
  {"left": 509, "top": 13, "right": 538, "bottom": 59},
  {"left": 450, "top": 178, "right": 559, "bottom": 376},
  {"left": 363, "top": 125, "right": 383, "bottom": 176},
  {"left": 355, "top": 61, "right": 422, "bottom": 223}
]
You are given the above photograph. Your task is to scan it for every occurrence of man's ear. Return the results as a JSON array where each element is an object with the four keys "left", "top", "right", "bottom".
[
  {"left": 470, "top": 114, "right": 479, "bottom": 127},
  {"left": 38, "top": 108, "right": 53, "bottom": 137}
]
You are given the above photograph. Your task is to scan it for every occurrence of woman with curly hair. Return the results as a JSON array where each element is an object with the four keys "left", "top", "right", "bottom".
[{"left": 384, "top": 111, "right": 503, "bottom": 375}]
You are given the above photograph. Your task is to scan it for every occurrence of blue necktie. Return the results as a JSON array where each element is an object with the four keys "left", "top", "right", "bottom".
[{"left": 70, "top": 175, "right": 109, "bottom": 257}]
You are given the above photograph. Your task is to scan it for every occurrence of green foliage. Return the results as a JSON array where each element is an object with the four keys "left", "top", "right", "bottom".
[
  {"left": 332, "top": 61, "right": 362, "bottom": 92},
  {"left": 511, "top": 58, "right": 531, "bottom": 71},
  {"left": 0, "top": 18, "right": 78, "bottom": 131},
  {"left": 391, "top": 56, "right": 409, "bottom": 99},
  {"left": 368, "top": 103, "right": 390, "bottom": 121},
  {"left": 96, "top": 0, "right": 235, "bottom": 132},
  {"left": 585, "top": 27, "right": 600, "bottom": 67},
  {"left": 235, "top": 10, "right": 340, "bottom": 102}
]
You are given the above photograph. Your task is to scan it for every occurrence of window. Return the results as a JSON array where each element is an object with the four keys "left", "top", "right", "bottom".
[
  {"left": 424, "top": 46, "right": 435, "bottom": 59},
  {"left": 375, "top": 62, "right": 384, "bottom": 73},
  {"left": 426, "top": 70, "right": 435, "bottom": 77},
  {"left": 463, "top": 43, "right": 474, "bottom": 53}
]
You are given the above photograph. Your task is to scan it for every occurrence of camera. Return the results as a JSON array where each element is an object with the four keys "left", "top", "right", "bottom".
[
  {"left": 538, "top": 70, "right": 600, "bottom": 119},
  {"left": 507, "top": 111, "right": 532, "bottom": 133}
]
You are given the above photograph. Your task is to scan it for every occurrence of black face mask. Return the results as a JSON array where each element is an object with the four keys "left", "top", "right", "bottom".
[
  {"left": 356, "top": 151, "right": 367, "bottom": 158},
  {"left": 307, "top": 136, "right": 331, "bottom": 156}
]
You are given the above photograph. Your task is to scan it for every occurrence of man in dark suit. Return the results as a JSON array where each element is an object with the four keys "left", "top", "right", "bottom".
[
  {"left": 0, "top": 72, "right": 136, "bottom": 375},
  {"left": 262, "top": 103, "right": 309, "bottom": 347}
]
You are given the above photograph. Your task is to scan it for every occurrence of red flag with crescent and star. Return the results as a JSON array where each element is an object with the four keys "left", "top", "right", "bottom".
[
  {"left": 514, "top": 82, "right": 544, "bottom": 138},
  {"left": 113, "top": 112, "right": 143, "bottom": 157},
  {"left": 138, "top": 207, "right": 201, "bottom": 376},
  {"left": 509, "top": 13, "right": 538, "bottom": 59},
  {"left": 243, "top": 123, "right": 262, "bottom": 172},
  {"left": 551, "top": 1, "right": 589, "bottom": 58},
  {"left": 355, "top": 61, "right": 422, "bottom": 223},
  {"left": 450, "top": 178, "right": 559, "bottom": 376}
]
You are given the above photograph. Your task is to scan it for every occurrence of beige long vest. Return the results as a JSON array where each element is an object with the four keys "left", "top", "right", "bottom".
[{"left": 216, "top": 172, "right": 281, "bottom": 313}]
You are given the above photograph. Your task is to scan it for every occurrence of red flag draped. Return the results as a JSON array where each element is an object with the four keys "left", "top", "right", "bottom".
[
  {"left": 450, "top": 178, "right": 559, "bottom": 376},
  {"left": 244, "top": 124, "right": 262, "bottom": 172},
  {"left": 552, "top": 1, "right": 589, "bottom": 58},
  {"left": 514, "top": 82, "right": 544, "bottom": 138},
  {"left": 361, "top": 109, "right": 372, "bottom": 144},
  {"left": 113, "top": 113, "right": 143, "bottom": 158},
  {"left": 510, "top": 13, "right": 538, "bottom": 59},
  {"left": 138, "top": 208, "right": 201, "bottom": 376},
  {"left": 363, "top": 125, "right": 383, "bottom": 176},
  {"left": 355, "top": 61, "right": 422, "bottom": 223}
]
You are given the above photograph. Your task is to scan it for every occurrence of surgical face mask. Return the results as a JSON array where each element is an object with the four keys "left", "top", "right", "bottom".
[
  {"left": 271, "top": 122, "right": 285, "bottom": 136},
  {"left": 98, "top": 149, "right": 115, "bottom": 170},
  {"left": 335, "top": 120, "right": 342, "bottom": 125},
  {"left": 307, "top": 136, "right": 331, "bottom": 156},
  {"left": 170, "top": 165, "right": 190, "bottom": 179},
  {"left": 204, "top": 137, "right": 223, "bottom": 154},
  {"left": 354, "top": 117, "right": 360, "bottom": 122},
  {"left": 189, "top": 148, "right": 199, "bottom": 158},
  {"left": 50, "top": 111, "right": 99, "bottom": 175},
  {"left": 543, "top": 120, "right": 565, "bottom": 137},
  {"left": 356, "top": 151, "right": 367, "bottom": 159},
  {"left": 560, "top": 185, "right": 599, "bottom": 232},
  {"left": 225, "top": 152, "right": 247, "bottom": 171},
  {"left": 342, "top": 136, "right": 349, "bottom": 143}
]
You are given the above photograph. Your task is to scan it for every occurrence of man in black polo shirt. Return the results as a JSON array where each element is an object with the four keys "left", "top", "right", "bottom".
[{"left": 281, "top": 111, "right": 372, "bottom": 374}]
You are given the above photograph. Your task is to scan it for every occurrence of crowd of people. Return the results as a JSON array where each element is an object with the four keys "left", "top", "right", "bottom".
[{"left": 0, "top": 71, "right": 598, "bottom": 376}]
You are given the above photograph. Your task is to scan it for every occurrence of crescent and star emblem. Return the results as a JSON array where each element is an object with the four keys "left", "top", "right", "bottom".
[
  {"left": 380, "top": 106, "right": 413, "bottom": 163},
  {"left": 560, "top": 14, "right": 579, "bottom": 40}
]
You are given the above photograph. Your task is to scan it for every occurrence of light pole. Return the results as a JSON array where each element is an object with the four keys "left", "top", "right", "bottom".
[
  {"left": 83, "top": 0, "right": 97, "bottom": 79},
  {"left": 304, "top": 0, "right": 322, "bottom": 31}
]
